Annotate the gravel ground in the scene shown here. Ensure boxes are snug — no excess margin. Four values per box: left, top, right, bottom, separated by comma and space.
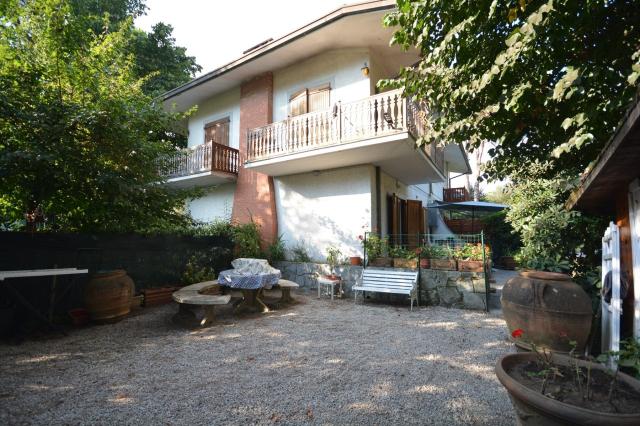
0, 293, 515, 425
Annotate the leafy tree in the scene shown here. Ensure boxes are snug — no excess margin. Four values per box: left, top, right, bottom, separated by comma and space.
130, 23, 202, 97
383, 0, 640, 180
504, 163, 606, 292
69, 0, 201, 97
0, 0, 196, 232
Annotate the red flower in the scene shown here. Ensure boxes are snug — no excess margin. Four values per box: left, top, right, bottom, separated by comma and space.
358, 235, 363, 241
511, 329, 524, 339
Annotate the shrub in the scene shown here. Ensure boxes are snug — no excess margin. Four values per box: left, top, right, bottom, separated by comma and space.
360, 234, 389, 259
267, 235, 286, 263
290, 241, 311, 262
482, 210, 521, 261
181, 252, 217, 285
232, 221, 262, 258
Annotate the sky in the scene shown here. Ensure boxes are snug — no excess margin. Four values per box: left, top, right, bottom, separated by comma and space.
135, 0, 355, 76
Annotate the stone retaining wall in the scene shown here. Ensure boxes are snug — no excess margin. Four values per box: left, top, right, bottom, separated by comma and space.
274, 261, 488, 311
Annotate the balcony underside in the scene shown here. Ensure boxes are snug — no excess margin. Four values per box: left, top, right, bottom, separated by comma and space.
244, 132, 445, 184
165, 170, 237, 189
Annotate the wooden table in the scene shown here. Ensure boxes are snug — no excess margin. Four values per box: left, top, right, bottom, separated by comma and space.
0, 268, 89, 329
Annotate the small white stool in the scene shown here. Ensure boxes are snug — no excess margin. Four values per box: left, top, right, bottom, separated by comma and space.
317, 276, 342, 300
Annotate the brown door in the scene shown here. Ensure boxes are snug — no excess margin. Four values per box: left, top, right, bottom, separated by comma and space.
406, 200, 423, 248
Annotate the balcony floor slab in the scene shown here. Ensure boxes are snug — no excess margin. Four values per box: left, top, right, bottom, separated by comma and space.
244, 132, 444, 184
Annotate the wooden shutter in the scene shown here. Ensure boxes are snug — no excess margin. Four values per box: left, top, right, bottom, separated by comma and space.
204, 117, 230, 146
289, 89, 308, 117
308, 84, 331, 113
406, 200, 423, 248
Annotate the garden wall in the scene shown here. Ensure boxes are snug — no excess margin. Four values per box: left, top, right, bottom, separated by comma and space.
274, 261, 488, 311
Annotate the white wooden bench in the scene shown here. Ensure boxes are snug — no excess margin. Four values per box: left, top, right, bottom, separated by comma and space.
172, 280, 231, 327
352, 268, 419, 310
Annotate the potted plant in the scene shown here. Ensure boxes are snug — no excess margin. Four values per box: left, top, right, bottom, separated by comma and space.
429, 245, 456, 270
455, 243, 486, 272
390, 245, 417, 269
325, 246, 342, 280
417, 246, 430, 269
496, 330, 640, 425
361, 234, 391, 267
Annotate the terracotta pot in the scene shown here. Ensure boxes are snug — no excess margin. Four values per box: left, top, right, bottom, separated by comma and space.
430, 259, 457, 270
419, 258, 430, 269
496, 352, 640, 425
501, 270, 593, 354
85, 270, 134, 323
350, 256, 363, 266
370, 257, 392, 267
457, 259, 485, 272
392, 258, 417, 269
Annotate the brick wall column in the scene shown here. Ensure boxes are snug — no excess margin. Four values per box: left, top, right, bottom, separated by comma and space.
232, 72, 278, 246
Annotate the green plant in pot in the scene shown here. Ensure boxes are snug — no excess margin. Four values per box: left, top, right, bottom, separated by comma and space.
390, 245, 416, 269
325, 245, 342, 279
361, 234, 391, 267
496, 329, 640, 425
429, 245, 456, 270
454, 243, 486, 272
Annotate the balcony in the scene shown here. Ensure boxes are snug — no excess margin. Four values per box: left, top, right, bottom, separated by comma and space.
159, 142, 239, 188
443, 187, 471, 203
244, 89, 446, 184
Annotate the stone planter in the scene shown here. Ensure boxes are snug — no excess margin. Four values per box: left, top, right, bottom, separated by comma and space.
370, 257, 392, 267
430, 259, 457, 270
501, 271, 592, 354
457, 259, 484, 272
496, 352, 640, 425
392, 258, 417, 269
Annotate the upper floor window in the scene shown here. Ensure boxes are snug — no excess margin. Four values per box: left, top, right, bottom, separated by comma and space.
289, 83, 331, 117
204, 117, 230, 146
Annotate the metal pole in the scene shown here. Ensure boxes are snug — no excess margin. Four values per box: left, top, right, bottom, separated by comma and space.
481, 231, 489, 313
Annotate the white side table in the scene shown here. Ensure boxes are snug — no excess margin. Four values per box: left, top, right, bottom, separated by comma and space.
317, 276, 342, 300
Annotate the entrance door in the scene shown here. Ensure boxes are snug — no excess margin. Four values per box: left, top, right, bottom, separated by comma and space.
602, 222, 622, 363
628, 179, 640, 338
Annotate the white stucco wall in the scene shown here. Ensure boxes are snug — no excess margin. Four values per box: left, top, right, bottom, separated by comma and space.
187, 87, 241, 149
187, 183, 235, 223
272, 49, 372, 122
274, 165, 374, 261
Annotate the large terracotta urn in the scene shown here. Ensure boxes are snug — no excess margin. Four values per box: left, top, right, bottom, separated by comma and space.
501, 271, 593, 353
85, 270, 134, 323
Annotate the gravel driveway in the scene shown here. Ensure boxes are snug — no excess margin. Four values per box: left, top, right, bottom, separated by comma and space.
0, 293, 515, 425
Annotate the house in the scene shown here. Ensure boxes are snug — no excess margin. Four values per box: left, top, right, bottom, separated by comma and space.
568, 94, 640, 343
159, 0, 470, 260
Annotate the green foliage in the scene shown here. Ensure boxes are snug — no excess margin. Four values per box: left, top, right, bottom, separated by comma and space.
482, 210, 521, 260
325, 245, 343, 271
384, 0, 640, 179
505, 164, 606, 296
0, 0, 197, 233
267, 235, 287, 263
454, 243, 487, 261
232, 222, 262, 258
181, 252, 216, 285
428, 245, 454, 260
361, 234, 389, 259
130, 22, 202, 98
290, 241, 311, 263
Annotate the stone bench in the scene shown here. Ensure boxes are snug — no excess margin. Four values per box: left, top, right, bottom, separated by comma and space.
172, 281, 231, 327
275, 279, 299, 305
